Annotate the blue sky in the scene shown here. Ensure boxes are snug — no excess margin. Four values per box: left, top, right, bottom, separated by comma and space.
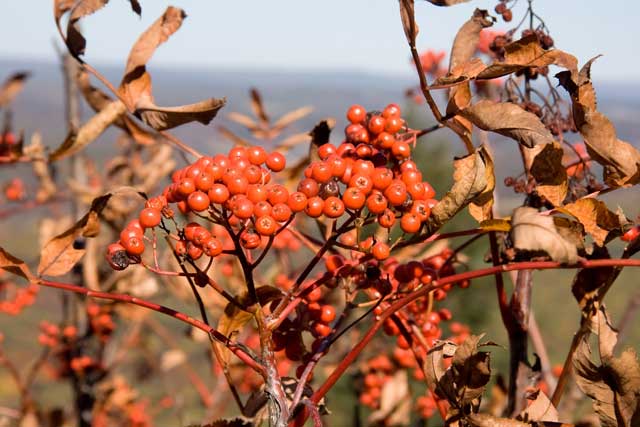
1, 1, 638, 81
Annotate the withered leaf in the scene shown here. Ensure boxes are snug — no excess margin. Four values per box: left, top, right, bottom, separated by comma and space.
50, 100, 127, 161
478, 34, 578, 80
249, 87, 269, 124
570, 248, 613, 313
272, 106, 313, 132
573, 310, 640, 427
452, 334, 493, 404
460, 100, 554, 148
37, 193, 113, 277
215, 286, 283, 365
127, 0, 141, 16
466, 413, 530, 427
0, 247, 35, 281
119, 7, 226, 130
529, 142, 568, 206
449, 9, 494, 72
468, 145, 495, 222
399, 0, 417, 44
562, 198, 622, 246
510, 207, 578, 263
426, 0, 472, 5
0, 72, 30, 108
66, 0, 110, 58
368, 370, 411, 426
519, 389, 559, 422
557, 58, 640, 187
430, 147, 492, 228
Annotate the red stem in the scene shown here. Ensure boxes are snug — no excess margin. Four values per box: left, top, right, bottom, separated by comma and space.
36, 279, 265, 375
308, 257, 640, 408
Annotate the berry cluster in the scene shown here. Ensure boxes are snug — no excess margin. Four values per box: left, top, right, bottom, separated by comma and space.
106, 146, 295, 267
0, 274, 38, 315
494, 1, 513, 22
304, 104, 437, 245
622, 224, 640, 242
3, 177, 25, 202
0, 130, 20, 158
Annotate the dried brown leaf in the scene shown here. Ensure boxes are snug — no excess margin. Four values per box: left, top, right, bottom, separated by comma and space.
0, 247, 34, 281
519, 389, 559, 422
562, 198, 622, 246
37, 193, 113, 276
452, 335, 493, 404
529, 142, 568, 206
0, 72, 30, 108
272, 106, 314, 132
128, 0, 141, 16
399, 0, 417, 44
368, 370, 411, 426
50, 100, 127, 161
227, 112, 259, 131
570, 248, 613, 313
430, 147, 492, 228
468, 145, 495, 222
449, 9, 494, 72
511, 207, 578, 263
557, 58, 640, 187
426, 0, 472, 5
249, 88, 269, 124
478, 35, 578, 80
460, 100, 555, 148
66, 0, 110, 58
215, 286, 283, 365
118, 7, 225, 130
466, 413, 530, 427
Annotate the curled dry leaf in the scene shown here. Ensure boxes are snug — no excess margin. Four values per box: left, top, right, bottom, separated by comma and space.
77, 68, 156, 145
466, 413, 531, 427
510, 207, 578, 264
50, 100, 127, 161
461, 100, 555, 148
449, 9, 494, 72
119, 7, 226, 130
37, 193, 111, 277
399, 0, 417, 44
215, 286, 283, 366
561, 198, 623, 246
519, 389, 559, 423
468, 145, 495, 222
556, 58, 640, 187
430, 146, 493, 228
426, 0, 472, 5
0, 71, 30, 108
127, 0, 141, 16
0, 247, 34, 281
368, 370, 411, 426
250, 87, 269, 124
528, 142, 568, 207
37, 188, 144, 277
570, 247, 612, 314
573, 307, 640, 427
65, 0, 110, 58
477, 34, 578, 80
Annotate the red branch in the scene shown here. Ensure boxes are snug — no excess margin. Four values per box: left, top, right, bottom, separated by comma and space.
308, 257, 640, 408
36, 279, 265, 375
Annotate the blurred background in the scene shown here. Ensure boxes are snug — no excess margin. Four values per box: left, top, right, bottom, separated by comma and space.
1, 1, 639, 426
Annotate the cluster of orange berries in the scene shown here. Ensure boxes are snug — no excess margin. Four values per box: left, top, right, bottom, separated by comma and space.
37, 321, 77, 347
106, 145, 297, 268
0, 130, 20, 158
3, 177, 25, 201
87, 303, 115, 343
303, 104, 436, 256
494, 1, 513, 22
0, 276, 38, 315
